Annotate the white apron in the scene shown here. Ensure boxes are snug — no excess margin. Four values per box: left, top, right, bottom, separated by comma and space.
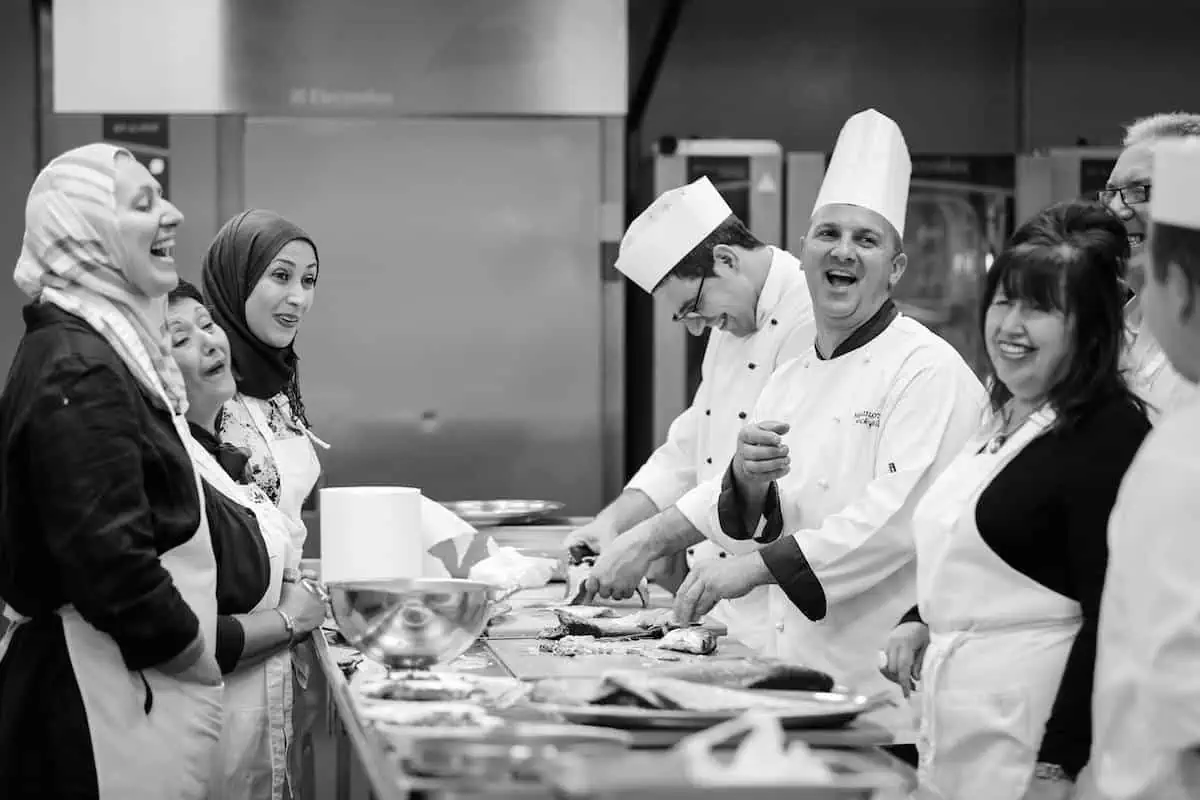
237, 394, 326, 798
1, 414, 224, 800
240, 396, 324, 567
914, 408, 1082, 800
187, 436, 297, 800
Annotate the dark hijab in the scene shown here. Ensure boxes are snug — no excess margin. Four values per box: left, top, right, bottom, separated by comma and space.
201, 209, 318, 427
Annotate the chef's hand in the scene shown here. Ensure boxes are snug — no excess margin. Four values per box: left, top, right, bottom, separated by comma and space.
562, 518, 618, 557
880, 621, 929, 698
1020, 776, 1074, 800
579, 526, 657, 602
279, 580, 328, 637
674, 553, 769, 624
732, 421, 792, 490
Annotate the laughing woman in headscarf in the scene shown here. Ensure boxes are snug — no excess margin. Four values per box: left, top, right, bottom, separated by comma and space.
167, 279, 327, 800
0, 145, 223, 799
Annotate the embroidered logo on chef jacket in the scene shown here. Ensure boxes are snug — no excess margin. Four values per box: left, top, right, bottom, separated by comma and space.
854, 410, 881, 428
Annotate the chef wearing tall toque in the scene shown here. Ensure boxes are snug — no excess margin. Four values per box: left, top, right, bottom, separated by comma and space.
563, 175, 815, 653
670, 109, 986, 737
1086, 137, 1200, 800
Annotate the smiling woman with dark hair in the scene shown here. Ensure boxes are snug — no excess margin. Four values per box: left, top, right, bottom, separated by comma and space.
881, 200, 1151, 800
165, 280, 326, 800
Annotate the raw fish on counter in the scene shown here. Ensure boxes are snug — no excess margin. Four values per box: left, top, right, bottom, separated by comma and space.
531, 672, 810, 713
655, 658, 836, 692
538, 636, 685, 661
658, 628, 717, 655
538, 608, 676, 640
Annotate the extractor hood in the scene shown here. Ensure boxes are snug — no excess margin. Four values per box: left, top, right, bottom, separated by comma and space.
52, 0, 627, 116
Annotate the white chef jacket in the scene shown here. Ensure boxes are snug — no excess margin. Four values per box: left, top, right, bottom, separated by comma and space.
701, 310, 987, 733
1124, 299, 1196, 421
625, 246, 815, 649
1087, 393, 1200, 800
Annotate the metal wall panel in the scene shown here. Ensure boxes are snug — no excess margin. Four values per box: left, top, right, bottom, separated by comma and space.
54, 0, 627, 117
243, 117, 610, 514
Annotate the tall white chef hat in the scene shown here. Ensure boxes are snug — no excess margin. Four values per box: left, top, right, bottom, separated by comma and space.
811, 109, 912, 238
614, 176, 733, 293
1150, 137, 1200, 231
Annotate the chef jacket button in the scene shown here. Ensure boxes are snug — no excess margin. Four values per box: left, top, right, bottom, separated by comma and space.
718, 552, 727, 558
775, 622, 785, 632
770, 318, 778, 326
687, 549, 695, 557
705, 409, 711, 416
748, 362, 757, 370
706, 457, 713, 464
738, 411, 747, 420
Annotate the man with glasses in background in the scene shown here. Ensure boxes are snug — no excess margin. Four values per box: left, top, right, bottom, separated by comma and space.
1102, 112, 1200, 419
562, 175, 815, 654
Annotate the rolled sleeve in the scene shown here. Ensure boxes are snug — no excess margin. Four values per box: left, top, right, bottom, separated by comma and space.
761, 535, 827, 620
26, 359, 200, 671
215, 615, 246, 674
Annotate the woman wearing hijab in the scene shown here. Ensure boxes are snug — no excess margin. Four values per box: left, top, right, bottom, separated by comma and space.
0, 145, 223, 799
879, 201, 1151, 799
202, 210, 327, 537
200, 210, 477, 559
167, 280, 327, 800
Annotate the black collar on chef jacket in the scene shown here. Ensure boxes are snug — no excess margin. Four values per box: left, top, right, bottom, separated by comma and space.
814, 299, 899, 361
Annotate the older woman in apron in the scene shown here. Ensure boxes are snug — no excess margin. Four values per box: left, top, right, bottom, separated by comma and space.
167, 280, 328, 800
0, 145, 224, 798
880, 201, 1151, 799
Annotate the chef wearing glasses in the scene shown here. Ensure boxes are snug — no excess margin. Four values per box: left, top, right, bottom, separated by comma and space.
1102, 112, 1200, 419
564, 175, 815, 653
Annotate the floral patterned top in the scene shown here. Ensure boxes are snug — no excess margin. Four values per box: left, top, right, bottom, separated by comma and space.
216, 392, 306, 506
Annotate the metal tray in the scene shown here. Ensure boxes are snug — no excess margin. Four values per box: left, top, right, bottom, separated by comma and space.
527, 677, 872, 731
442, 499, 566, 527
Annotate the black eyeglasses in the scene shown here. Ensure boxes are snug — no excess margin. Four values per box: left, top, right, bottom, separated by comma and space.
1097, 183, 1151, 207
672, 274, 707, 322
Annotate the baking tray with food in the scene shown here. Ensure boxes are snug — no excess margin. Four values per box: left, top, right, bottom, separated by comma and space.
524, 663, 874, 732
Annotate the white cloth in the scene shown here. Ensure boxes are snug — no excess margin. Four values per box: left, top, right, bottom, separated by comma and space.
186, 434, 297, 800
701, 314, 986, 735
912, 409, 1081, 799
625, 247, 815, 651
1123, 301, 1196, 421
1088, 395, 1200, 800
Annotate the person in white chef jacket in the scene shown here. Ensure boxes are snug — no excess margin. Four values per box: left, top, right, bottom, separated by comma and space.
670, 109, 987, 737
563, 175, 815, 652
1103, 112, 1200, 418
1084, 139, 1200, 800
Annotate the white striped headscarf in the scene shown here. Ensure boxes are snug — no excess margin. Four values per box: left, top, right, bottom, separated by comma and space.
13, 143, 188, 414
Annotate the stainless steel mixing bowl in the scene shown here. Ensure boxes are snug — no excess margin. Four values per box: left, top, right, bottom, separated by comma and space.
328, 578, 493, 672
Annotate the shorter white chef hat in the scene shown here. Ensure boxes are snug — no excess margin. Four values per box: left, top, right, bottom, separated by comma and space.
1151, 137, 1200, 231
812, 109, 912, 238
614, 176, 733, 293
